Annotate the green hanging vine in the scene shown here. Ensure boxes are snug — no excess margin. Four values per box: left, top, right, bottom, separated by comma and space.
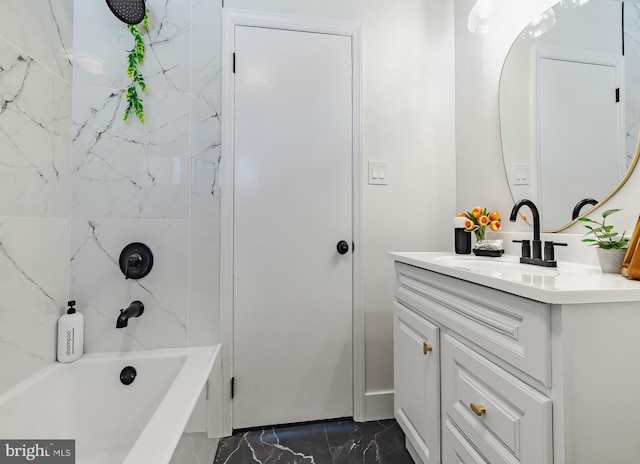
123, 12, 150, 124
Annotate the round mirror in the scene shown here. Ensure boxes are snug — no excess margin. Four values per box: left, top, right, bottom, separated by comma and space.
499, 0, 640, 231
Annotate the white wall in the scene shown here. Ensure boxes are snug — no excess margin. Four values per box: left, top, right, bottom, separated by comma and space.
456, 0, 640, 249
225, 0, 456, 418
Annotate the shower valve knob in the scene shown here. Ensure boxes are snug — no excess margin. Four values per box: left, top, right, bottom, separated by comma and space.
119, 242, 154, 280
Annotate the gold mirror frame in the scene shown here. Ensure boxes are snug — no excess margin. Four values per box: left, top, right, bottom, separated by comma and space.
498, 3, 640, 233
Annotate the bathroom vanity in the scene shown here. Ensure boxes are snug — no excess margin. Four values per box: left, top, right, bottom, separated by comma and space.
391, 252, 640, 464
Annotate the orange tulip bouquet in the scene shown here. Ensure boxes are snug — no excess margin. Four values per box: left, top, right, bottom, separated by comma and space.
459, 207, 504, 256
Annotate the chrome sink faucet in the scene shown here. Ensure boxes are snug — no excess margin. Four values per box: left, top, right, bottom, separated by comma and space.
509, 199, 566, 267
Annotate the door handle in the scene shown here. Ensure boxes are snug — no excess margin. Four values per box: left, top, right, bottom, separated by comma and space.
337, 240, 349, 255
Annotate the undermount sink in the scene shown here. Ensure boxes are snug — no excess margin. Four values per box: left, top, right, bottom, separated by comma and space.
431, 254, 595, 278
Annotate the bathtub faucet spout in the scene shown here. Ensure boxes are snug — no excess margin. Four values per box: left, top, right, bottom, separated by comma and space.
116, 301, 144, 328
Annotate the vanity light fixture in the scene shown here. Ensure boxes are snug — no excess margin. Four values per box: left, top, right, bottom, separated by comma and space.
467, 0, 500, 34
519, 7, 556, 40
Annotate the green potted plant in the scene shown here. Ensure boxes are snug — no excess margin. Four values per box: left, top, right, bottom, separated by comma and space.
578, 208, 629, 273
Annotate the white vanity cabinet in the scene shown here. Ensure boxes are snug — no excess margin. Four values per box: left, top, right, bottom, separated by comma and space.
392, 256, 640, 464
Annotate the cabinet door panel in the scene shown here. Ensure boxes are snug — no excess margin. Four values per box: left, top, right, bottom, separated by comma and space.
394, 302, 440, 464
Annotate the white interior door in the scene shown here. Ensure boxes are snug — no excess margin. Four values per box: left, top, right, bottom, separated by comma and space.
232, 25, 354, 429
537, 57, 623, 230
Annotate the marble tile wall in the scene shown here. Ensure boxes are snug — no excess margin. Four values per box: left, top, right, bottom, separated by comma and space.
71, 0, 222, 353
0, 0, 222, 395
0, 0, 73, 394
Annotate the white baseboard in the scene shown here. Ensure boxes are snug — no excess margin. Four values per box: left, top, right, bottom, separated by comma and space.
364, 390, 394, 421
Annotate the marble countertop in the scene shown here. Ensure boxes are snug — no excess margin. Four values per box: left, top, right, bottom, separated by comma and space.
390, 252, 640, 304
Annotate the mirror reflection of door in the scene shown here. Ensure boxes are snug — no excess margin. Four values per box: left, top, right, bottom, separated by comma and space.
536, 52, 625, 230
498, 0, 637, 232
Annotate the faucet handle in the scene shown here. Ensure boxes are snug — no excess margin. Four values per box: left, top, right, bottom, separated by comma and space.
544, 241, 567, 263
513, 239, 531, 259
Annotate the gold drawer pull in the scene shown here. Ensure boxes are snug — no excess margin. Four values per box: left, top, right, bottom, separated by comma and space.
423, 342, 433, 354
470, 403, 486, 416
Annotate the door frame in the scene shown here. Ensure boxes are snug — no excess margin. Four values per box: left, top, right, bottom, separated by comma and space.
220, 9, 363, 435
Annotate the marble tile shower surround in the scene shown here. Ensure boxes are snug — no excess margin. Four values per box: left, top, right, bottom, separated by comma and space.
0, 1, 73, 394
69, 0, 222, 354
0, 38, 72, 219
70, 220, 189, 352
72, 0, 222, 221
72, 87, 191, 220
69, 218, 218, 352
0, 0, 73, 83
0, 0, 222, 395
73, 0, 221, 95
0, 219, 70, 395
74, 0, 190, 93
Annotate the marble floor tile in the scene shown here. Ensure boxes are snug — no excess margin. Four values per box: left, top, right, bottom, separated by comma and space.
213, 418, 414, 464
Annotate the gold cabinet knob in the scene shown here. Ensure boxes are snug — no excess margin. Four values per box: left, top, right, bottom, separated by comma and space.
470, 403, 486, 416
423, 342, 433, 354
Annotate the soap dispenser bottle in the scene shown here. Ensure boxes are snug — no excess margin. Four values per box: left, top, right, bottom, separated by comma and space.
57, 300, 84, 363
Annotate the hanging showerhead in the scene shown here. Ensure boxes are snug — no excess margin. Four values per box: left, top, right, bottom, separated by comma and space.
105, 0, 146, 25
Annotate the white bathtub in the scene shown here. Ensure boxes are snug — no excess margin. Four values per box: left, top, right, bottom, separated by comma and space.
0, 345, 220, 464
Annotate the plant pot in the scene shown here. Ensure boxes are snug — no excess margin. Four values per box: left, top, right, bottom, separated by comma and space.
596, 247, 627, 274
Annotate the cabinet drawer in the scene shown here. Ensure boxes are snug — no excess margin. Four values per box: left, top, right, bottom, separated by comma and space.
442, 418, 490, 464
442, 335, 552, 464
395, 263, 551, 385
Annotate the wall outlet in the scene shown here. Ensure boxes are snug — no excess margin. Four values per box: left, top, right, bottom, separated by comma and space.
512, 163, 529, 185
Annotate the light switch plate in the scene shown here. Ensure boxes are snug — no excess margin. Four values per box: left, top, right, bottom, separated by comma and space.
368, 160, 388, 185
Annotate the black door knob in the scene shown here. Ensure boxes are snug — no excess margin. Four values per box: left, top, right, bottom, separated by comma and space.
337, 240, 349, 255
